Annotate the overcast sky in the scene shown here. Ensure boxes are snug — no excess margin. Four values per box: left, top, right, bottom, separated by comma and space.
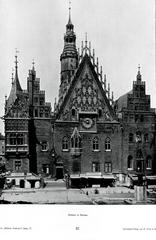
0, 0, 155, 134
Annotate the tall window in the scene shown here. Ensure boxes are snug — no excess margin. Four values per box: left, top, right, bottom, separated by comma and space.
98, 109, 102, 118
14, 160, 21, 171
136, 131, 142, 143
105, 137, 111, 151
144, 133, 149, 143
62, 137, 69, 151
104, 162, 112, 173
17, 133, 24, 145
93, 137, 99, 151
127, 155, 133, 169
92, 162, 100, 172
146, 155, 152, 169
129, 133, 134, 143
10, 133, 16, 145
71, 108, 76, 117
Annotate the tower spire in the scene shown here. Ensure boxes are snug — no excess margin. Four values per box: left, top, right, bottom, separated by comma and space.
32, 59, 35, 71
68, 0, 72, 24
15, 48, 19, 80
137, 64, 142, 82
14, 49, 22, 91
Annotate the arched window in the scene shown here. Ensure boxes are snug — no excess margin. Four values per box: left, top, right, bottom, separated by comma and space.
129, 133, 134, 143
41, 141, 49, 151
62, 137, 69, 151
105, 137, 111, 151
127, 155, 133, 169
136, 131, 142, 143
71, 128, 82, 149
144, 133, 149, 143
71, 108, 76, 117
93, 137, 99, 151
146, 155, 152, 169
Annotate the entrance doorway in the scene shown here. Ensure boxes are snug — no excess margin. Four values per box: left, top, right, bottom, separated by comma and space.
20, 179, 25, 188
56, 167, 64, 179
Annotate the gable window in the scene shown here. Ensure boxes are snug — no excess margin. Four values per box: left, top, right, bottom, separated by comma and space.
92, 162, 100, 172
105, 137, 111, 151
146, 155, 152, 169
41, 141, 48, 151
93, 137, 99, 151
62, 137, 69, 151
127, 155, 133, 169
104, 162, 112, 173
129, 133, 134, 143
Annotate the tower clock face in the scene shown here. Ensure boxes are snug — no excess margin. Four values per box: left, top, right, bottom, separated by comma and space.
82, 118, 93, 129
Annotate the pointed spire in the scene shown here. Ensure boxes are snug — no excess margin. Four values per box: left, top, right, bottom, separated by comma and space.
66, 0, 73, 30
68, 0, 72, 24
14, 49, 22, 91
15, 49, 19, 81
137, 64, 142, 81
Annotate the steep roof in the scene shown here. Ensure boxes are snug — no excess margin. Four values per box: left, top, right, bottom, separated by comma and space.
6, 61, 23, 111
56, 53, 115, 119
115, 90, 132, 111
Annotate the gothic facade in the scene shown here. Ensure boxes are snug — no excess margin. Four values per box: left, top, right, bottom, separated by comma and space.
4, 12, 156, 182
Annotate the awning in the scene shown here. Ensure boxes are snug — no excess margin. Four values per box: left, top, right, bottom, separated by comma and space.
102, 174, 115, 179
146, 176, 156, 180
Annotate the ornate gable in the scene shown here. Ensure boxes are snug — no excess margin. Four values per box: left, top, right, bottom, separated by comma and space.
56, 54, 115, 123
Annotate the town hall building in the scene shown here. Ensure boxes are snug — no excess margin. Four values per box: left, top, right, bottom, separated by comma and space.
4, 9, 156, 184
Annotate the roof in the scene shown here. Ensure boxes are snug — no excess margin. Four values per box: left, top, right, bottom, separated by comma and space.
6, 70, 23, 111
57, 53, 115, 120
116, 90, 132, 111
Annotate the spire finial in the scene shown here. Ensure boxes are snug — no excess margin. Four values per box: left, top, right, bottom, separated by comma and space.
32, 59, 35, 70
138, 64, 141, 73
137, 64, 142, 81
15, 48, 19, 70
68, 0, 71, 23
